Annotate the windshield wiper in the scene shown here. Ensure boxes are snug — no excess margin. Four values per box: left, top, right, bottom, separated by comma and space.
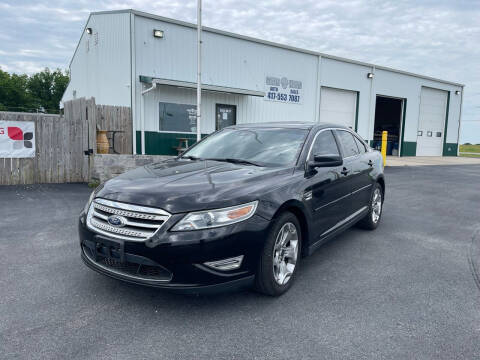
180, 155, 203, 161
206, 158, 263, 167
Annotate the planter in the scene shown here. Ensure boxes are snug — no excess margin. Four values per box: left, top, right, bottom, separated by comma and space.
96, 130, 109, 154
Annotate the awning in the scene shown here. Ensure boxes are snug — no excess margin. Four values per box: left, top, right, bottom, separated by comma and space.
139, 76, 265, 97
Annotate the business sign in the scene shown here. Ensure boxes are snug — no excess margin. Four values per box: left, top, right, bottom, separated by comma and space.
264, 76, 303, 104
0, 121, 35, 158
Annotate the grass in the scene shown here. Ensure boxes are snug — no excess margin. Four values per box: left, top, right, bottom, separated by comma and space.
459, 144, 480, 153
459, 144, 480, 157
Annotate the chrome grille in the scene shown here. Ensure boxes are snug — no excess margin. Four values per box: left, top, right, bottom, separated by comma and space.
86, 198, 170, 242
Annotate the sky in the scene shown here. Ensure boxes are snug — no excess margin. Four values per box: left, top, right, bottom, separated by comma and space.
0, 0, 479, 143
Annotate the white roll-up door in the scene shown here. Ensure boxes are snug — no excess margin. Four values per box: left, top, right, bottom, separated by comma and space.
319, 87, 357, 129
416, 87, 448, 156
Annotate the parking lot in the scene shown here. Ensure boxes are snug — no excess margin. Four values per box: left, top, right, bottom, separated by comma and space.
1, 164, 480, 359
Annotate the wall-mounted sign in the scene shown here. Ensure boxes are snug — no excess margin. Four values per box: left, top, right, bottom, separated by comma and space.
264, 76, 303, 104
0, 121, 35, 158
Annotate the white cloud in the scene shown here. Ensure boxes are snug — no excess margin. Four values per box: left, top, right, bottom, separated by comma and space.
0, 0, 479, 142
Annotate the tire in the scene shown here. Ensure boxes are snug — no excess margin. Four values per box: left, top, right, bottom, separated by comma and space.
357, 182, 383, 230
255, 211, 302, 296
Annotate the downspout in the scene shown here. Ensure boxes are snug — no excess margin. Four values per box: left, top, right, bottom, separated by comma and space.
367, 65, 376, 144
140, 80, 159, 155
456, 87, 464, 156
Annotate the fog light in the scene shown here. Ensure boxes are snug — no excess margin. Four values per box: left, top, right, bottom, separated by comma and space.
204, 255, 244, 271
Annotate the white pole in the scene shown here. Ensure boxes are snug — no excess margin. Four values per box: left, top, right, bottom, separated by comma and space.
196, 0, 202, 142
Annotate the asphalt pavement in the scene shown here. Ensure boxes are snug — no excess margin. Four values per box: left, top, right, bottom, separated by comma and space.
1, 165, 479, 359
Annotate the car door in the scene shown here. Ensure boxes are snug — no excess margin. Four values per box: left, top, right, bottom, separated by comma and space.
333, 129, 364, 216
351, 134, 376, 206
303, 130, 347, 237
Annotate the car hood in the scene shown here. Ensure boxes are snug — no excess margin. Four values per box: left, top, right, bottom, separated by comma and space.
95, 159, 293, 214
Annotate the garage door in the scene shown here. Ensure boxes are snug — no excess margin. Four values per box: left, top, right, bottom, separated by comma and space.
320, 87, 357, 129
416, 87, 448, 156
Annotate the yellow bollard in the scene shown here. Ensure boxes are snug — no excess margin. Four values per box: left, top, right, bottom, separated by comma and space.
381, 131, 388, 167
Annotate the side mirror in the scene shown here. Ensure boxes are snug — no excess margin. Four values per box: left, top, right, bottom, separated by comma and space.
307, 154, 343, 170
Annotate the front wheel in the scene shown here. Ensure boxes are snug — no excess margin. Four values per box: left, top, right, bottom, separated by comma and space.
357, 183, 383, 230
255, 212, 301, 296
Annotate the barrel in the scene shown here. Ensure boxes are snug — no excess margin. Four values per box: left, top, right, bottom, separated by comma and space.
96, 130, 109, 154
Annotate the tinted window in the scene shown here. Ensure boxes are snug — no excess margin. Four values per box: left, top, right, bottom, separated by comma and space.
336, 130, 359, 158
310, 130, 339, 159
184, 128, 308, 166
159, 102, 197, 132
354, 136, 367, 153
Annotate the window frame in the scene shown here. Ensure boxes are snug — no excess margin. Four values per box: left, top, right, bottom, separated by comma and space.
307, 129, 341, 161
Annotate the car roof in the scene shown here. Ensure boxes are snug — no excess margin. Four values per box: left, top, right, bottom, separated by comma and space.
229, 122, 350, 131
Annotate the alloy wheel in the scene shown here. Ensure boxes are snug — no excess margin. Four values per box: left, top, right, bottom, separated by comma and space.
371, 188, 382, 223
272, 222, 299, 285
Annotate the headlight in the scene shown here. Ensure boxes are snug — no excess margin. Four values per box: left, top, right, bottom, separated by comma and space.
83, 190, 96, 214
171, 201, 258, 231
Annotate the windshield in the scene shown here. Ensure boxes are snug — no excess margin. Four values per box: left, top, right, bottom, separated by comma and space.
182, 127, 309, 166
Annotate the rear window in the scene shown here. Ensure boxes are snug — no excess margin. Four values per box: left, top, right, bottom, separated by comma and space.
336, 130, 359, 158
354, 136, 367, 153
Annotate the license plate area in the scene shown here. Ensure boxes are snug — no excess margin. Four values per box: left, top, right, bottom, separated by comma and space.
84, 236, 125, 263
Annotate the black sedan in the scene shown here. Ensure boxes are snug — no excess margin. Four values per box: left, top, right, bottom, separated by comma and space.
79, 123, 385, 296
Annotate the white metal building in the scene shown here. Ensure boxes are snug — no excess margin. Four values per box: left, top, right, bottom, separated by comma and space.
62, 9, 464, 157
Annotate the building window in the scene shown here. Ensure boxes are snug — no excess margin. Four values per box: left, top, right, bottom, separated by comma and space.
159, 102, 197, 133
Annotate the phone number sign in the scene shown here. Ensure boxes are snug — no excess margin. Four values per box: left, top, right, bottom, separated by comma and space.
264, 76, 303, 104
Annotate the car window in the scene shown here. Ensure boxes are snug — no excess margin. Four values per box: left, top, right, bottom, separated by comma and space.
354, 135, 367, 154
310, 130, 339, 159
336, 130, 360, 158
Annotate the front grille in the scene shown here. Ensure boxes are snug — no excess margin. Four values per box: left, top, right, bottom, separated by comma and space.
86, 198, 171, 242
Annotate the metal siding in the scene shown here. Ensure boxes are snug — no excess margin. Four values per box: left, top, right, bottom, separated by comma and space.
134, 15, 318, 132
62, 13, 131, 107
127, 13, 461, 149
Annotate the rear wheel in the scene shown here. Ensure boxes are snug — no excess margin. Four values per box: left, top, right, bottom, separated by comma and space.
255, 212, 301, 296
357, 183, 383, 230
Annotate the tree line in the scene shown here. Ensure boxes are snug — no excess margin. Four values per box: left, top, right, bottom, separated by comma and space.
0, 68, 69, 114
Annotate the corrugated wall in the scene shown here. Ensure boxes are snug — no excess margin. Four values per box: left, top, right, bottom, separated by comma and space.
132, 12, 462, 154
134, 14, 319, 137
62, 13, 132, 107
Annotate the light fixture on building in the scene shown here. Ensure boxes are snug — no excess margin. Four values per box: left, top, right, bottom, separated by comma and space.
367, 72, 374, 79
86, 27, 92, 35
455, 90, 461, 95
153, 29, 164, 38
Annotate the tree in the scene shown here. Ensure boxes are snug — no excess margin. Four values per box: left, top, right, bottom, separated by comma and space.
0, 68, 39, 112
0, 67, 69, 114
27, 68, 69, 113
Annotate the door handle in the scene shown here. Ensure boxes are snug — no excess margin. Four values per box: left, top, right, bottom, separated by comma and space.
368, 160, 373, 167
341, 167, 349, 176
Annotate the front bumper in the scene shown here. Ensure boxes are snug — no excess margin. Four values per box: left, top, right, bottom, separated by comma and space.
78, 212, 270, 293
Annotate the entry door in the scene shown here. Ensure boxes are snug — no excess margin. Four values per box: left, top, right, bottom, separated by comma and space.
416, 87, 448, 156
320, 87, 357, 129
216, 104, 236, 130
